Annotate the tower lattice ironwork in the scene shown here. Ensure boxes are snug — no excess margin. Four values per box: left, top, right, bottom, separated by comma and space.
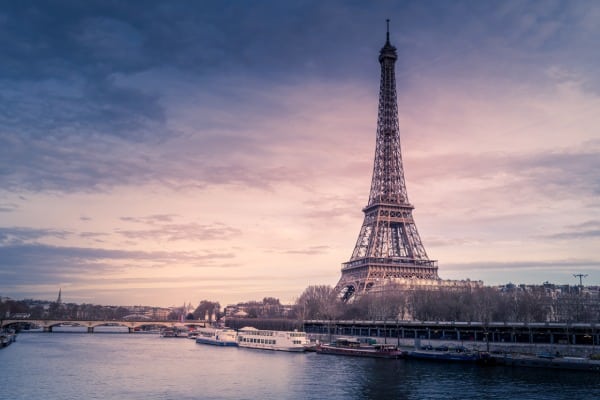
335, 22, 439, 300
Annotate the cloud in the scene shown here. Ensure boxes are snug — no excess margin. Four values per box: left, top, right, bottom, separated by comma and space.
423, 236, 481, 248
78, 232, 108, 242
2, 1, 598, 196
120, 214, 178, 224
0, 131, 161, 192
0, 78, 371, 193
116, 222, 242, 242
408, 148, 600, 207
0, 75, 167, 142
115, 214, 242, 242
282, 246, 331, 255
0, 227, 71, 245
0, 203, 19, 212
0, 243, 236, 286
542, 220, 600, 240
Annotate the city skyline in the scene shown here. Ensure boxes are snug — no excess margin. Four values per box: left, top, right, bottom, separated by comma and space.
1, 1, 599, 307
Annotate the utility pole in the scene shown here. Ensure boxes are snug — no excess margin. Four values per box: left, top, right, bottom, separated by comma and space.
573, 274, 588, 323
573, 273, 588, 287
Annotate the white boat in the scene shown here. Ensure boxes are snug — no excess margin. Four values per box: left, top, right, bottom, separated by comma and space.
237, 327, 309, 352
195, 328, 238, 346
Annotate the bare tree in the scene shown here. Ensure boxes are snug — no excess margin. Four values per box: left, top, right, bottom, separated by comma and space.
295, 285, 340, 320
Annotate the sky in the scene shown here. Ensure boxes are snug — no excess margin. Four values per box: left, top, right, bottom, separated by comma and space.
1, 0, 599, 307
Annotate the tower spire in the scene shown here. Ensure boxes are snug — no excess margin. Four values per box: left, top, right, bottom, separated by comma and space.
335, 24, 438, 301
386, 19, 390, 44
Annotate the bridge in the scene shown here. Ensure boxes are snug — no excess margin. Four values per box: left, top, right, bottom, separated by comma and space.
1, 318, 208, 333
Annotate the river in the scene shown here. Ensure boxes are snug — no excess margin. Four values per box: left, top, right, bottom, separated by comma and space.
2, 332, 600, 399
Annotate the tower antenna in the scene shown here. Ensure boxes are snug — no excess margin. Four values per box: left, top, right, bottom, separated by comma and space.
386, 19, 390, 43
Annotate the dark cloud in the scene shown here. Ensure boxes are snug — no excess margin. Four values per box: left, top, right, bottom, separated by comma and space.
0, 242, 235, 286
0, 243, 184, 265
79, 232, 108, 240
0, 2, 167, 142
0, 131, 157, 192
1, 1, 598, 194
0, 227, 71, 245
3, 1, 589, 84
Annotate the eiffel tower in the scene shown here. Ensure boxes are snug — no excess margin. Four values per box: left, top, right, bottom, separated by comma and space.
336, 21, 439, 301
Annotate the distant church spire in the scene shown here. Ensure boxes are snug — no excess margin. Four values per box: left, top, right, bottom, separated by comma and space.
56, 288, 62, 304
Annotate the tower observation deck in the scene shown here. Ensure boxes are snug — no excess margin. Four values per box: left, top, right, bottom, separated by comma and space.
335, 21, 439, 301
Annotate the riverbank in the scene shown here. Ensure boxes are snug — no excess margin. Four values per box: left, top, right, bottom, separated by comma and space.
309, 333, 600, 359
309, 333, 600, 372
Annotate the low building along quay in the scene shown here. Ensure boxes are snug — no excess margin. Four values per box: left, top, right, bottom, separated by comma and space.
304, 320, 600, 353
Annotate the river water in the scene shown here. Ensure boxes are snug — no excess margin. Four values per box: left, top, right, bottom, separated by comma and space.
2, 331, 600, 400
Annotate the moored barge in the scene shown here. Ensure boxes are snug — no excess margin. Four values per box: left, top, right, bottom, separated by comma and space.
316, 337, 405, 359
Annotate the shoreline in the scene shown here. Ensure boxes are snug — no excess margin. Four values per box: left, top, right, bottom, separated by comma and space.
309, 333, 600, 359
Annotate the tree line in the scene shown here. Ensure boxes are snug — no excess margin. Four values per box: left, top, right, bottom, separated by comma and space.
295, 284, 600, 323
3, 283, 598, 324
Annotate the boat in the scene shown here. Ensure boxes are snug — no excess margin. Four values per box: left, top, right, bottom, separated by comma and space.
133, 327, 161, 334
316, 337, 405, 359
303, 340, 319, 352
195, 328, 238, 346
237, 327, 309, 352
0, 331, 17, 348
159, 327, 188, 338
407, 345, 488, 363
